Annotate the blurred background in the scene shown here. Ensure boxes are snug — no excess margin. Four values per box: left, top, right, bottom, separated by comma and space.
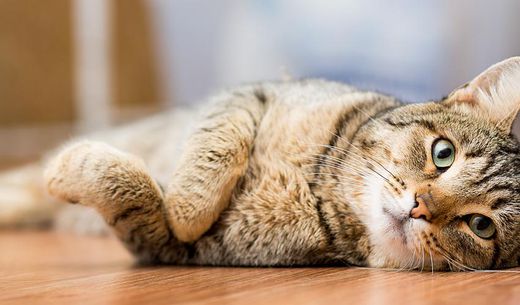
1, 0, 520, 169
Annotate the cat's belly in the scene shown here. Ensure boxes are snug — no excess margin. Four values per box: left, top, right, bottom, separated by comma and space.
187, 162, 332, 266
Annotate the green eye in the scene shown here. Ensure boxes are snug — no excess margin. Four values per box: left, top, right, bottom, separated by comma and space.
466, 214, 496, 239
432, 139, 455, 169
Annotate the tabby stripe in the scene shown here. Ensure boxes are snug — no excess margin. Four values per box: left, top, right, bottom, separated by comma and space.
371, 104, 401, 120
465, 147, 485, 158
472, 154, 517, 187
253, 88, 267, 104
490, 241, 502, 269
474, 172, 501, 188
491, 197, 511, 210
499, 141, 520, 154
125, 223, 148, 241
474, 156, 520, 188
185, 243, 197, 259
111, 206, 155, 226
473, 157, 496, 186
486, 184, 517, 196
384, 118, 437, 132
507, 242, 520, 267
312, 101, 379, 181
233, 104, 259, 129
330, 200, 349, 243
315, 196, 335, 246
158, 229, 175, 252
205, 110, 228, 120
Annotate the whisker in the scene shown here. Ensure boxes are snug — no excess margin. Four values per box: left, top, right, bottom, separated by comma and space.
428, 247, 435, 273
302, 154, 371, 177
302, 161, 369, 182
407, 243, 418, 271
442, 253, 454, 272
432, 246, 476, 272
350, 102, 389, 130
420, 244, 425, 272
287, 126, 404, 193
304, 152, 405, 214
401, 244, 418, 272
302, 143, 391, 179
298, 153, 399, 194
380, 189, 403, 211
321, 129, 403, 184
299, 137, 399, 185
304, 172, 366, 187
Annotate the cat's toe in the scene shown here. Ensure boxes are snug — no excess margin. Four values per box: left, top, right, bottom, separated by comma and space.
44, 141, 113, 205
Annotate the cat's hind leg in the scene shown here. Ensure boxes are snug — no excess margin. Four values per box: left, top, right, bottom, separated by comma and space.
45, 141, 177, 263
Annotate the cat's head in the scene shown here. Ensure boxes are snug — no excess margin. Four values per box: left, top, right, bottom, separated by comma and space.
357, 57, 520, 270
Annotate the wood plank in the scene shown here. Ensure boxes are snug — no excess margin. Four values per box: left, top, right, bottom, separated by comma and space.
0, 231, 518, 305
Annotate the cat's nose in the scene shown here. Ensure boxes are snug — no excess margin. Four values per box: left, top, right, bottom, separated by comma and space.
410, 194, 432, 221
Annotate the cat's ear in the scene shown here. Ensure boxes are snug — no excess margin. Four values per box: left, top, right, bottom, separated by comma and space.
444, 57, 520, 133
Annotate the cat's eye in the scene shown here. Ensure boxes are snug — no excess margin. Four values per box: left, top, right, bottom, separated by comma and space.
432, 139, 455, 169
466, 214, 496, 239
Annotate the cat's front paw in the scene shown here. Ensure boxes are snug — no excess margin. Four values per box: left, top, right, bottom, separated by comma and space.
44, 140, 153, 215
44, 141, 125, 208
44, 141, 89, 205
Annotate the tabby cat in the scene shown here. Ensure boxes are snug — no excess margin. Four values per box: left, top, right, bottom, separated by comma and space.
2, 57, 520, 271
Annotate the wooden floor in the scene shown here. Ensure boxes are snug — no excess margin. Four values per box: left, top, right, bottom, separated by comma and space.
1, 231, 519, 305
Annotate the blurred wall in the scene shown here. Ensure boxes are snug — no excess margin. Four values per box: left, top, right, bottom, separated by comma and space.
0, 0, 75, 126
0, 0, 162, 167
149, 0, 520, 105
112, 0, 161, 111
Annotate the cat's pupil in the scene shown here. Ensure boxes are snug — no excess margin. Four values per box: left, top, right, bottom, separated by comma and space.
475, 216, 491, 230
437, 148, 452, 159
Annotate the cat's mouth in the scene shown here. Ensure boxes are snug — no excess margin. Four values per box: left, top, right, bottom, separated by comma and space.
382, 207, 409, 245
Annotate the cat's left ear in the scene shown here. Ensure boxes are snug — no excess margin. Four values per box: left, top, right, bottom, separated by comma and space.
444, 57, 520, 133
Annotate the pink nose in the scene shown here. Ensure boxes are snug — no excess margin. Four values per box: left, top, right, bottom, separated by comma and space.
410, 195, 432, 221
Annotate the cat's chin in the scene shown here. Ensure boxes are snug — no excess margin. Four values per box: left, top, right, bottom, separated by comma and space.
382, 208, 409, 244
363, 211, 413, 268
367, 215, 449, 270
363, 196, 426, 269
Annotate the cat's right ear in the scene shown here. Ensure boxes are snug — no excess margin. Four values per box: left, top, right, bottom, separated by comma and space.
443, 57, 520, 133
